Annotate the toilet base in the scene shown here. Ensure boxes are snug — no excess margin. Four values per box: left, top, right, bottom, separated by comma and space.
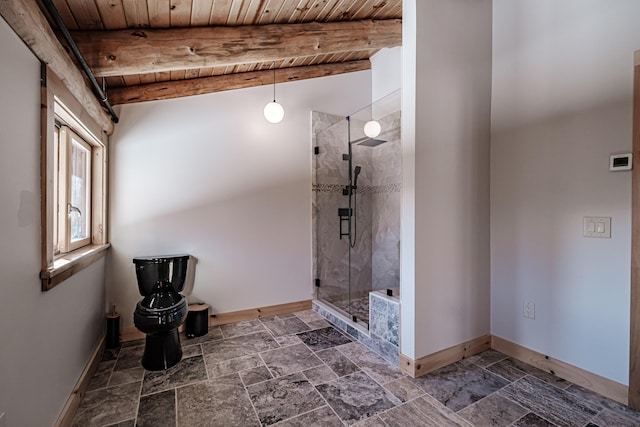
141, 329, 182, 371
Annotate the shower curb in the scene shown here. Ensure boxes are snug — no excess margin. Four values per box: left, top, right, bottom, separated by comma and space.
312, 299, 399, 366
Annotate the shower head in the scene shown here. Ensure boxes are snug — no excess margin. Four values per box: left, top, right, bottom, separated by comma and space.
350, 136, 387, 147
353, 166, 362, 188
358, 138, 387, 147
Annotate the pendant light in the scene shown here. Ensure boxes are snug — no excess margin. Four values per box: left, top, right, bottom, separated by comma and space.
264, 65, 284, 123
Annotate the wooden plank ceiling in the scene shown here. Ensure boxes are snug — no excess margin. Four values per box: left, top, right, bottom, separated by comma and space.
45, 0, 402, 105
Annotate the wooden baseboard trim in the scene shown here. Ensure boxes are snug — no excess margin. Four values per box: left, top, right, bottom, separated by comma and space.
491, 335, 628, 405
208, 299, 312, 327
398, 335, 626, 405
399, 335, 491, 378
120, 299, 313, 342
55, 335, 105, 427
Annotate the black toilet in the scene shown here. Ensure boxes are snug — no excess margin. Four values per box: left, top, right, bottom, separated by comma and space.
133, 255, 191, 371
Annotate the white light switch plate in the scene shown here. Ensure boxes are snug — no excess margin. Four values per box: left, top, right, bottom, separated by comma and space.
583, 217, 611, 238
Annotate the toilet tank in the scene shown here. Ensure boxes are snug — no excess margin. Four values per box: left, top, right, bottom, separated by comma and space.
133, 255, 191, 295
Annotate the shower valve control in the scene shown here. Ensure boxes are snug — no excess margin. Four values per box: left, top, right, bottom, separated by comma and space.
338, 208, 352, 217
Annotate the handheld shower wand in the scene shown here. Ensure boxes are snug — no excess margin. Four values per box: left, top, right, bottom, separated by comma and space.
349, 165, 362, 249
353, 166, 362, 190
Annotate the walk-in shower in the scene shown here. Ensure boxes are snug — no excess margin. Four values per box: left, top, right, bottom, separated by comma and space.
312, 90, 401, 330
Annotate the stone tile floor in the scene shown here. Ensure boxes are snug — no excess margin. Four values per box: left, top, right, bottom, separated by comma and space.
73, 310, 640, 426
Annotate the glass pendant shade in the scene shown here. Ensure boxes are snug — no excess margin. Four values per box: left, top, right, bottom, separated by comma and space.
264, 101, 284, 124
364, 120, 381, 138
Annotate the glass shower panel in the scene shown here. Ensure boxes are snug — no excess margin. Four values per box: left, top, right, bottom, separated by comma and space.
342, 117, 373, 323
312, 90, 401, 327
349, 91, 401, 299
313, 115, 352, 315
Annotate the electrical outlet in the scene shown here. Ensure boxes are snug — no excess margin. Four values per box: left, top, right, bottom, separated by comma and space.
523, 301, 535, 319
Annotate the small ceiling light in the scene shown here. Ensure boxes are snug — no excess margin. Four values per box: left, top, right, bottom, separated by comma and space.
364, 120, 381, 138
264, 65, 284, 123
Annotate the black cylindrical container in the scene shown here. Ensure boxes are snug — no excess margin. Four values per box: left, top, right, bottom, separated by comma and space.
186, 304, 209, 338
106, 313, 120, 349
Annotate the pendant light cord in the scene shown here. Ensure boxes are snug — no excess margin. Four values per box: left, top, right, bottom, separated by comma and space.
273, 66, 276, 102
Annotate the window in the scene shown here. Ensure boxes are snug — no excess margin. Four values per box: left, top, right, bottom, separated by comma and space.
55, 124, 93, 253
40, 68, 110, 291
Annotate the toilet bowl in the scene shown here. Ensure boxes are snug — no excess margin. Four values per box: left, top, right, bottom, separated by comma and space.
133, 255, 191, 371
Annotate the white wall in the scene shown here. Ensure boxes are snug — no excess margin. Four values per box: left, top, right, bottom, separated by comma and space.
400, 0, 417, 359
109, 72, 371, 327
371, 46, 402, 103
491, 0, 639, 385
0, 17, 105, 426
401, 0, 493, 359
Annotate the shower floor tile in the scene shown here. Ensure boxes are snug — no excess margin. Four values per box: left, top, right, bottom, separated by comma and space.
73, 310, 640, 426
333, 296, 370, 325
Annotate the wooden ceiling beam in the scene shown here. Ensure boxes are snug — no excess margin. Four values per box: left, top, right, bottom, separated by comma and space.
108, 60, 371, 105
72, 19, 401, 77
0, 0, 114, 134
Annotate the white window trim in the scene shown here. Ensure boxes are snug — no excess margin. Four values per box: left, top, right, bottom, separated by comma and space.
40, 67, 110, 291
57, 124, 93, 252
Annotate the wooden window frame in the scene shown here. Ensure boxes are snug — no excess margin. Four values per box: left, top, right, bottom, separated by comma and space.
40, 66, 110, 291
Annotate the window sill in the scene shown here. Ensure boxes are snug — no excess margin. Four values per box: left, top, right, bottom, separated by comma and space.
40, 243, 110, 291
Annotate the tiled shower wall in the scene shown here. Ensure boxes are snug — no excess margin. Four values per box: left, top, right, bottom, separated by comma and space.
312, 112, 370, 302
311, 110, 401, 303
370, 112, 401, 291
